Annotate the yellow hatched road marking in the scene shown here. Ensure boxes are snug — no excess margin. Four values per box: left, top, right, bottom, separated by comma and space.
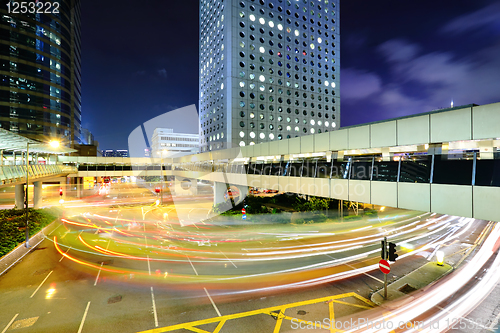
137, 292, 372, 333
329, 300, 335, 333
330, 300, 372, 310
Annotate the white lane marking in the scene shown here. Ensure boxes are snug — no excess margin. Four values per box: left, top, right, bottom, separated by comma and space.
151, 287, 158, 327
147, 255, 151, 276
345, 263, 384, 283
48, 223, 62, 236
30, 270, 53, 298
94, 262, 103, 286
220, 251, 237, 268
1, 313, 18, 333
77, 301, 91, 333
186, 256, 198, 276
59, 246, 72, 262
204, 287, 221, 317
0, 237, 44, 277
487, 310, 500, 330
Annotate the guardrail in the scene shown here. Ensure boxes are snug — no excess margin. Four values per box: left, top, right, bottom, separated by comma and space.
0, 165, 77, 185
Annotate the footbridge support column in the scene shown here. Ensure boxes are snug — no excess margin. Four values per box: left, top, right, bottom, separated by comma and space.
33, 181, 42, 209
213, 181, 228, 206
15, 184, 25, 209
233, 185, 248, 205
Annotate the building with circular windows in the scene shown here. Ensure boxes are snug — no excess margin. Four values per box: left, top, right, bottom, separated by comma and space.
199, 0, 340, 151
0, 0, 82, 146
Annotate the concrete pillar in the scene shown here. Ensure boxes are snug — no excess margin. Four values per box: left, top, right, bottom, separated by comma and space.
76, 177, 82, 198
190, 179, 198, 196
381, 147, 393, 162
213, 181, 228, 206
174, 176, 198, 196
0, 150, 3, 166
15, 184, 25, 209
33, 181, 42, 209
234, 185, 248, 205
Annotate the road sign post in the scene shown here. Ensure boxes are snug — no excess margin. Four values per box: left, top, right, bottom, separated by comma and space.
381, 236, 389, 299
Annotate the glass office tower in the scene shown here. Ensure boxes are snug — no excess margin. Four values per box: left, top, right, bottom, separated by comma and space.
0, 0, 82, 146
199, 0, 340, 152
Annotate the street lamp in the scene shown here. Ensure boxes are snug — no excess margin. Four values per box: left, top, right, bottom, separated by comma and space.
25, 139, 60, 248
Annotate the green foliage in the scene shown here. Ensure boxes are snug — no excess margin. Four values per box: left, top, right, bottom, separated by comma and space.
343, 215, 363, 221
292, 196, 332, 212
0, 208, 57, 257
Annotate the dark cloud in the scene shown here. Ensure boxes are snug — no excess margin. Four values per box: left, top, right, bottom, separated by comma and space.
341, 69, 382, 100
341, 1, 500, 124
441, 2, 500, 35
157, 68, 167, 78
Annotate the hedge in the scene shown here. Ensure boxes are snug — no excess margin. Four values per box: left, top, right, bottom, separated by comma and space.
0, 208, 57, 257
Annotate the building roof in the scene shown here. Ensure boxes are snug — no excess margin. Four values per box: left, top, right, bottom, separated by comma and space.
0, 128, 77, 154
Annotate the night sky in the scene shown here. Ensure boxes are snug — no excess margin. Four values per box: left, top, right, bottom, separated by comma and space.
81, 0, 500, 150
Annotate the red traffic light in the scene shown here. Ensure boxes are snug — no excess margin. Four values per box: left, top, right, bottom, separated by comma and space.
59, 188, 63, 196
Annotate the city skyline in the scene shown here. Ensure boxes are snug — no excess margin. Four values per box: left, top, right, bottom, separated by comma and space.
81, 0, 500, 149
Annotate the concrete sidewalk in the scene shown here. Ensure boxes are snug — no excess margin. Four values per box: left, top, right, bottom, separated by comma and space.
0, 220, 58, 276
371, 262, 453, 305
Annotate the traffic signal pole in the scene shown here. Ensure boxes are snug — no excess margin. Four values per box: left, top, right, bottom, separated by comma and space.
383, 236, 388, 300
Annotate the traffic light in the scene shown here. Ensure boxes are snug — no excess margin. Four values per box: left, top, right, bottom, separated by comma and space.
381, 240, 387, 259
59, 188, 63, 196
388, 242, 398, 261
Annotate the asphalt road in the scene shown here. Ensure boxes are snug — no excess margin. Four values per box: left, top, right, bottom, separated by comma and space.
0, 184, 497, 333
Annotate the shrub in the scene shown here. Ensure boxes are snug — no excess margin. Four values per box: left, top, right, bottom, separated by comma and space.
0, 208, 57, 257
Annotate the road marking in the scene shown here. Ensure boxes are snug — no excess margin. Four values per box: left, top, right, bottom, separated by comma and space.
136, 292, 371, 333
186, 255, 198, 276
1, 313, 18, 333
77, 301, 91, 333
59, 246, 72, 262
296, 239, 384, 284
147, 255, 151, 276
487, 310, 500, 330
151, 287, 158, 327
220, 251, 237, 268
204, 288, 222, 317
30, 270, 53, 298
345, 263, 384, 283
48, 223, 62, 236
94, 262, 103, 286
0, 237, 45, 277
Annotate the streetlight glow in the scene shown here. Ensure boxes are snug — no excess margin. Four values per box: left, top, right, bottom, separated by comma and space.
49, 140, 60, 148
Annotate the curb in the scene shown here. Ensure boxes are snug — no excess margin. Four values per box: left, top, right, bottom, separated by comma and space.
0, 220, 57, 277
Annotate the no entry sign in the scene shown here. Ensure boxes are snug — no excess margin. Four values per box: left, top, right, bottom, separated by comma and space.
242, 208, 246, 214
379, 259, 391, 274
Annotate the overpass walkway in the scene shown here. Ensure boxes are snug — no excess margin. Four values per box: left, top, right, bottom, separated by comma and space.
0, 165, 77, 188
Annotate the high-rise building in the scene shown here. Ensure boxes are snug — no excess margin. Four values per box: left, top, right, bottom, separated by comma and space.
199, 0, 340, 152
0, 0, 82, 146
151, 128, 199, 158
102, 149, 129, 157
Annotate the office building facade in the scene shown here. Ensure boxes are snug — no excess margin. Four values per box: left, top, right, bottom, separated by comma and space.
199, 0, 340, 152
0, 0, 82, 146
151, 128, 199, 158
102, 149, 129, 157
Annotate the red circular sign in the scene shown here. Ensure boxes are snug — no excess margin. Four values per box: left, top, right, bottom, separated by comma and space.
379, 259, 391, 274
242, 208, 246, 214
